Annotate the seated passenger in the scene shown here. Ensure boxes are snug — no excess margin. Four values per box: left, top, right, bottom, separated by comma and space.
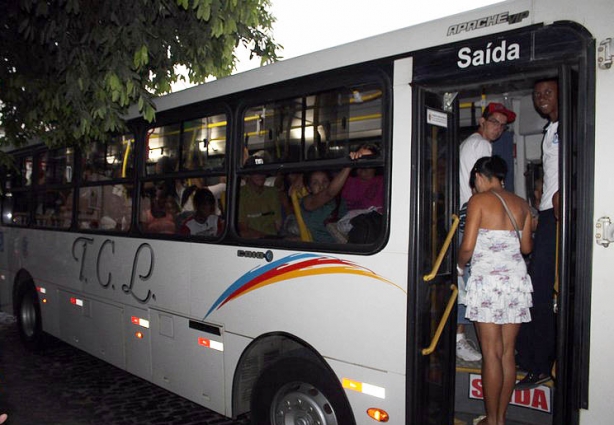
341, 144, 384, 212
238, 156, 282, 238
146, 195, 176, 234
179, 188, 222, 236
301, 170, 349, 243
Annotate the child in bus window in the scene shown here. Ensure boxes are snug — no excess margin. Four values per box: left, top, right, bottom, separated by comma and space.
179, 188, 222, 237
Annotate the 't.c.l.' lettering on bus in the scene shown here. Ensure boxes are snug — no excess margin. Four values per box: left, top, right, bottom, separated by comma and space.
457, 40, 520, 69
71, 237, 155, 304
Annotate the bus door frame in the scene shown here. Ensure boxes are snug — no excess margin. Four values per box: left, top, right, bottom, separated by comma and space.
407, 86, 460, 425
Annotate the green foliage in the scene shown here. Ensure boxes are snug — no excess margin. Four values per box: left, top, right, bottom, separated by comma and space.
0, 0, 279, 152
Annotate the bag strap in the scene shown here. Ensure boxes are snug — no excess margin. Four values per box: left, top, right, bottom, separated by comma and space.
490, 190, 521, 243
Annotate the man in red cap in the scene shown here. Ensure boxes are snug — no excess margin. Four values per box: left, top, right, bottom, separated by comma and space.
459, 103, 516, 208
456, 102, 516, 362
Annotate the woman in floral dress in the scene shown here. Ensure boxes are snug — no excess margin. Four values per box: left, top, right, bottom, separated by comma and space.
457, 156, 533, 425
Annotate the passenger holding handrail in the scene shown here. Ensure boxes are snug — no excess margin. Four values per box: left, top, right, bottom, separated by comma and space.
301, 170, 348, 243
457, 156, 533, 425
301, 149, 372, 243
340, 144, 384, 213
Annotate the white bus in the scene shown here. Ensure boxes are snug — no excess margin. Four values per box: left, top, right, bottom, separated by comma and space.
1, 0, 613, 423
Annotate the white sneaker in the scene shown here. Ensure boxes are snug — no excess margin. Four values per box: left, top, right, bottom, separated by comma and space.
456, 337, 482, 361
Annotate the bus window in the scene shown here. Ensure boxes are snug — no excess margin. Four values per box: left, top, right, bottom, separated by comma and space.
305, 86, 383, 160
2, 155, 34, 226
147, 123, 181, 175
2, 191, 29, 226
239, 82, 385, 245
182, 114, 226, 172
77, 135, 134, 232
82, 135, 134, 180
10, 155, 33, 188
34, 189, 73, 228
28, 148, 76, 229
140, 177, 225, 237
35, 148, 74, 186
242, 83, 383, 163
140, 113, 228, 237
77, 184, 132, 231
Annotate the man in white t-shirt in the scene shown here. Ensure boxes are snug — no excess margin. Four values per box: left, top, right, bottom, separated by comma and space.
459, 102, 517, 207
515, 79, 559, 390
457, 102, 517, 362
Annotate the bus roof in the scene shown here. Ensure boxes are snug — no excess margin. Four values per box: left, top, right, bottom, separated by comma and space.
129, 0, 601, 119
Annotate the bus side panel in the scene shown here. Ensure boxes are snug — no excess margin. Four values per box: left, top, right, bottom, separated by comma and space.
327, 358, 405, 425
124, 305, 152, 381
194, 250, 409, 376
58, 289, 125, 370
223, 331, 253, 418
37, 281, 61, 338
27, 230, 86, 293
69, 237, 193, 316
150, 311, 225, 414
582, 9, 614, 423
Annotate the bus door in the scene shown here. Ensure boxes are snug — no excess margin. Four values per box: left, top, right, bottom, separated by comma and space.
407, 88, 459, 425
408, 56, 593, 425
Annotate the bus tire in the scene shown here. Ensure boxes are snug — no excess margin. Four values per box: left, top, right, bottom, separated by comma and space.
15, 282, 45, 351
250, 357, 355, 425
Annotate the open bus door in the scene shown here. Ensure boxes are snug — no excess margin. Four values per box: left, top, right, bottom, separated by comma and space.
408, 88, 459, 425
408, 22, 594, 425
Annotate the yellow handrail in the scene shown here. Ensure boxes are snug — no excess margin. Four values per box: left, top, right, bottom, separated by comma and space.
423, 214, 460, 281
422, 284, 459, 355
290, 187, 312, 242
121, 140, 132, 179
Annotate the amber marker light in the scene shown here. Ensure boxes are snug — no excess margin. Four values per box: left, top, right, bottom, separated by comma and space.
42, 298, 48, 304
135, 331, 144, 339
367, 408, 389, 422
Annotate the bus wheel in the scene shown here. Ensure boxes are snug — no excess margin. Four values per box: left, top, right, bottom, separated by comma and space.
15, 282, 45, 351
251, 357, 355, 425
